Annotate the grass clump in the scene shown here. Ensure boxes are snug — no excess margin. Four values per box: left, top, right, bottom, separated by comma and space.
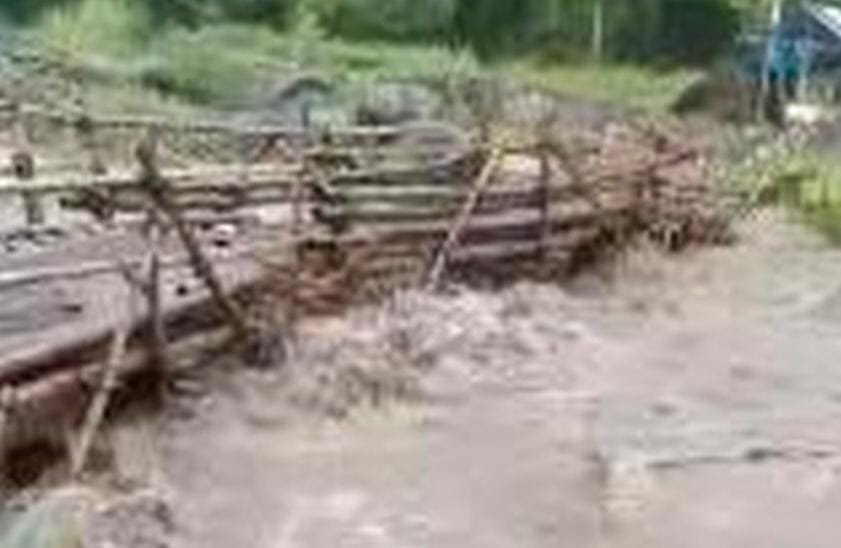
750, 148, 841, 245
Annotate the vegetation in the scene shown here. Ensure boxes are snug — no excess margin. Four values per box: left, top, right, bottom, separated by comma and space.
3, 0, 841, 239
0, 0, 780, 114
0, 0, 790, 65
763, 150, 841, 244
505, 60, 699, 112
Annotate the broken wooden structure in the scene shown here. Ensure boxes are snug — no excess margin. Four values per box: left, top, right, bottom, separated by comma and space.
0, 101, 725, 475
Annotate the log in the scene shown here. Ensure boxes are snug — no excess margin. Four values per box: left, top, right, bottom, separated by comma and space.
0, 164, 299, 195
14, 103, 401, 141
2, 327, 232, 453
0, 244, 262, 290
0, 258, 265, 385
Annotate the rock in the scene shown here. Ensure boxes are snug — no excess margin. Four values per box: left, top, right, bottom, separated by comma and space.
391, 120, 471, 164
355, 81, 443, 126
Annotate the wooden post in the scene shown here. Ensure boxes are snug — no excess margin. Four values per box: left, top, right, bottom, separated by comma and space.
537, 144, 552, 259
10, 104, 46, 226
76, 113, 108, 175
12, 151, 44, 226
0, 385, 14, 477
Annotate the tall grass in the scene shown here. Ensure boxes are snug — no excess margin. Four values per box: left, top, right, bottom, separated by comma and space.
21, 0, 689, 117
24, 0, 480, 110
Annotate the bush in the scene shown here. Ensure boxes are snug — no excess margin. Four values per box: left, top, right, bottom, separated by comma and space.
141, 24, 283, 105
315, 0, 457, 42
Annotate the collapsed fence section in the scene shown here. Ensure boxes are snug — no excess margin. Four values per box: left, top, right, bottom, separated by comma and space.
0, 108, 727, 477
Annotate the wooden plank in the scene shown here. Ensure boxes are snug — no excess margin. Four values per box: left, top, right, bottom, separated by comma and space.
328, 152, 482, 187
0, 164, 299, 195
315, 191, 545, 225
14, 103, 402, 141
326, 184, 549, 209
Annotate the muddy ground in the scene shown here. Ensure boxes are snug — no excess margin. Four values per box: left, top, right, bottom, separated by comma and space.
9, 207, 837, 547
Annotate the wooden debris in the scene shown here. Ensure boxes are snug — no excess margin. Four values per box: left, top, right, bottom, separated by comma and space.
0, 113, 725, 461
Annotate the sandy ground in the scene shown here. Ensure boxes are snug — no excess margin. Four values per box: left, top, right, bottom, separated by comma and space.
81, 208, 840, 548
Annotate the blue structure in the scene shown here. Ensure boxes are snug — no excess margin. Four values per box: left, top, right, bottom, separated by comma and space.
740, 1, 841, 97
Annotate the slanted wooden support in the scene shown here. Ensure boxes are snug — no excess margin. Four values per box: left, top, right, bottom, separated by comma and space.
425, 149, 502, 289
0, 385, 13, 473
70, 283, 136, 477
135, 131, 253, 344
537, 144, 553, 258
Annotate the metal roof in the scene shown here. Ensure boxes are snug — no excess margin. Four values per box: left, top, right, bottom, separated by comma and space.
805, 2, 841, 41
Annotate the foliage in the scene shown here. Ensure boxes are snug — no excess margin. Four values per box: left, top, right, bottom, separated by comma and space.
315, 0, 457, 42
770, 151, 841, 244
1, 0, 778, 116
3, 0, 770, 65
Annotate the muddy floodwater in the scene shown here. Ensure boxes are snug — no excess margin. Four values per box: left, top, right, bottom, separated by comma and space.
68, 209, 841, 548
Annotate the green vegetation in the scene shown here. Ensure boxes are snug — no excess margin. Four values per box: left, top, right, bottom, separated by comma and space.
5, 0, 841, 240
2, 0, 778, 65
10, 0, 749, 115
763, 151, 841, 244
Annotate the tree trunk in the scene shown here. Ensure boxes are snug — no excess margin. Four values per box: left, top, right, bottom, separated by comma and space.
592, 0, 604, 62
